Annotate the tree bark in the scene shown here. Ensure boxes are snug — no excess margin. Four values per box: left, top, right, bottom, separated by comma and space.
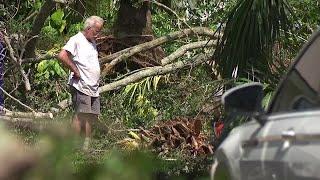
111, 0, 165, 69
114, 0, 153, 37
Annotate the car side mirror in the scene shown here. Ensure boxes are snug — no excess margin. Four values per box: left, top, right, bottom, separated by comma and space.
222, 82, 265, 125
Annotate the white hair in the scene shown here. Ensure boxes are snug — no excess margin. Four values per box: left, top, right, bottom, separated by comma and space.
84, 16, 104, 30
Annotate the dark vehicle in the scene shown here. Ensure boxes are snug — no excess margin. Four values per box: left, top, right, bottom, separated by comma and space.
211, 29, 320, 180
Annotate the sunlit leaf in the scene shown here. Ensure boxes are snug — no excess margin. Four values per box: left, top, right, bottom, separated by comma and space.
37, 60, 49, 73
153, 76, 161, 90
59, 20, 67, 33
51, 9, 64, 25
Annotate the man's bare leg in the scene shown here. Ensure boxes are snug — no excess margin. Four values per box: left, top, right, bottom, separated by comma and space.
85, 114, 97, 137
72, 114, 82, 136
78, 113, 97, 151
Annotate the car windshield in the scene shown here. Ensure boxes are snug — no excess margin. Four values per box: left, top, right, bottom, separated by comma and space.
269, 32, 320, 113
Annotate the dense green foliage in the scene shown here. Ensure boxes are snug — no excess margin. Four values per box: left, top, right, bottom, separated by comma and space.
1, 0, 320, 179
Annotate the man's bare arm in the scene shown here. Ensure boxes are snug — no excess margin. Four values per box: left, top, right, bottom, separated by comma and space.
57, 50, 80, 79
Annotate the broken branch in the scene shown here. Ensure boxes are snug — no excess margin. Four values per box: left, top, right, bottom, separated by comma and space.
161, 40, 216, 65
100, 27, 216, 64
0, 87, 35, 112
3, 34, 31, 91
99, 51, 214, 93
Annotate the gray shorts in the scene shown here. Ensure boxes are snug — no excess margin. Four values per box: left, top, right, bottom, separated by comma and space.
70, 87, 100, 115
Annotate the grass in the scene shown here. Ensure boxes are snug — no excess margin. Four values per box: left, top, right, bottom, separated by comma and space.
5, 65, 224, 179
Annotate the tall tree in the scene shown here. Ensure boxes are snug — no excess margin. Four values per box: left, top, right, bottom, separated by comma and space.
24, 0, 57, 58
114, 0, 153, 37
110, 0, 165, 70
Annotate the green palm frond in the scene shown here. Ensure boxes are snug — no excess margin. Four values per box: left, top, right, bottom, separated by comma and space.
214, 0, 294, 79
122, 75, 166, 105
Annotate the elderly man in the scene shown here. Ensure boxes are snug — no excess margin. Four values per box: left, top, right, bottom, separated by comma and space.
58, 16, 104, 151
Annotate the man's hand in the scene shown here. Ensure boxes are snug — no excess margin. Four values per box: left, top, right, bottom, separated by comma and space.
73, 69, 81, 80
58, 50, 80, 79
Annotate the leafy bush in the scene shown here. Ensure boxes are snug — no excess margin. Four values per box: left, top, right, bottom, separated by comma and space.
39, 25, 60, 50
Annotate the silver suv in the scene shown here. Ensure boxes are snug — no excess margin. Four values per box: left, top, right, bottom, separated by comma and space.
212, 29, 320, 180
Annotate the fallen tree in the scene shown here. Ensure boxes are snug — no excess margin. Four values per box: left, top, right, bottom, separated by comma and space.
101, 27, 218, 75
100, 51, 214, 93
100, 27, 215, 64
3, 26, 218, 117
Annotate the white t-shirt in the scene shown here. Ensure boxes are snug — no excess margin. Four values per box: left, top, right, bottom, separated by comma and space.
63, 32, 100, 97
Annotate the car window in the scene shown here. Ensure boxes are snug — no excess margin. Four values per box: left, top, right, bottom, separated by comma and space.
269, 32, 320, 113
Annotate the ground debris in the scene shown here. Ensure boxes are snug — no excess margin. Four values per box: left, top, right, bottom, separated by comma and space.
138, 117, 214, 156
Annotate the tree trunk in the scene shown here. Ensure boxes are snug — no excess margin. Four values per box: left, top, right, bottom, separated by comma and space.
114, 0, 153, 37
24, 0, 56, 58
70, 0, 86, 23
72, 0, 100, 20
109, 0, 165, 72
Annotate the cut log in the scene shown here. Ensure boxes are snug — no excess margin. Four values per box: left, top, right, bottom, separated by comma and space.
175, 122, 190, 138
0, 115, 33, 123
193, 119, 202, 137
4, 109, 53, 119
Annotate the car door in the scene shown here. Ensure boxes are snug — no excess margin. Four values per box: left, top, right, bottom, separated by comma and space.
239, 29, 320, 180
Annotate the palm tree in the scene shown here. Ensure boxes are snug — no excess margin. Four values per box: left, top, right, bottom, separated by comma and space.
214, 0, 294, 80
